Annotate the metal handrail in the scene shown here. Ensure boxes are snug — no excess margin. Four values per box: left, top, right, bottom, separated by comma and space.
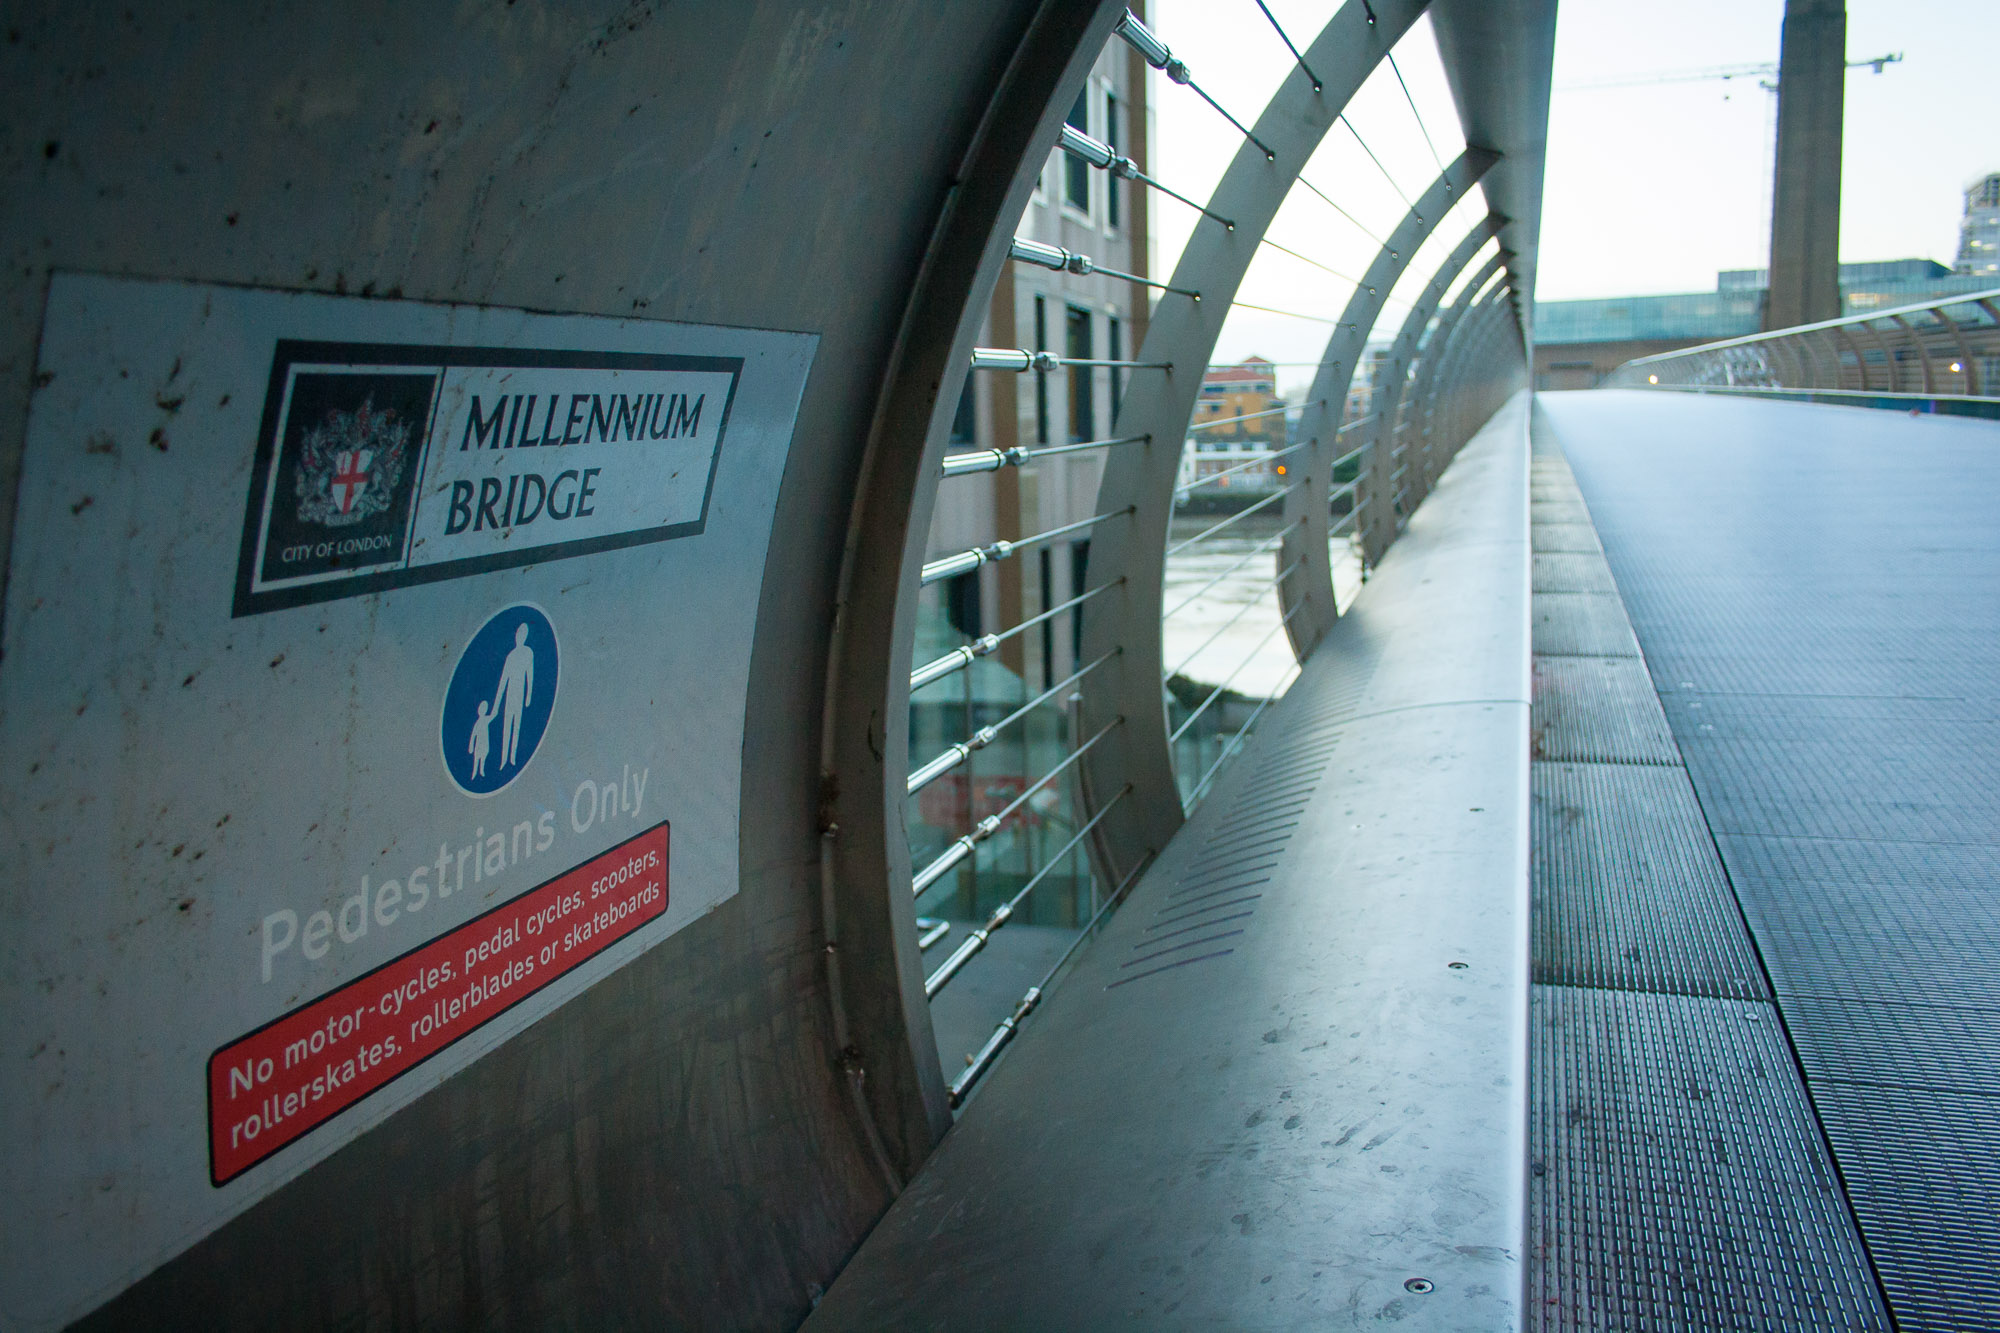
1605, 285, 2000, 397
1617, 286, 2000, 364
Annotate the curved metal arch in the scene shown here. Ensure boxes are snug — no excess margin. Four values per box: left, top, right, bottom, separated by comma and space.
1356, 213, 1503, 554
1410, 251, 1507, 488
1890, 313, 1936, 394
1858, 318, 1895, 393
1830, 325, 1868, 392
1431, 287, 1511, 447
1413, 268, 1508, 480
817, 0, 1126, 1174
1076, 0, 1438, 873
1284, 151, 1497, 583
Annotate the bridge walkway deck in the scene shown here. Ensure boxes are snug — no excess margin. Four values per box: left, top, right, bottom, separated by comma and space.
1536, 390, 2000, 1332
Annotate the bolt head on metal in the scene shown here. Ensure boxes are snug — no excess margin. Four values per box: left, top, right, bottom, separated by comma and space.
1404, 1278, 1434, 1294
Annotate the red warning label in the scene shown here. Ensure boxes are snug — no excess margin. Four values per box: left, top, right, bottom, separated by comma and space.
208, 821, 668, 1184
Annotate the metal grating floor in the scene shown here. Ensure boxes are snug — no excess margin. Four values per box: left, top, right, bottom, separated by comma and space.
1527, 398, 1890, 1331
1532, 762, 1767, 1000
1533, 552, 1620, 594
1532, 593, 1642, 657
1534, 656, 1679, 764
1530, 985, 1889, 1332
1549, 389, 2000, 1331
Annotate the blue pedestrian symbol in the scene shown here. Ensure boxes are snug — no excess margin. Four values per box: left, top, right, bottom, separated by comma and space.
441, 604, 559, 797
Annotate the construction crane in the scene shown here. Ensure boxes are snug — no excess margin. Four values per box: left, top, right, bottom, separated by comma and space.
1558, 52, 1902, 94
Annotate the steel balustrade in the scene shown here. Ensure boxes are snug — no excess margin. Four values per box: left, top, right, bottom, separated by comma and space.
945, 851, 1156, 1108
854, 0, 1536, 1118
1407, 251, 1507, 488
909, 579, 1123, 691
906, 648, 1119, 796
1286, 151, 1497, 574
1362, 217, 1503, 530
1605, 287, 2000, 405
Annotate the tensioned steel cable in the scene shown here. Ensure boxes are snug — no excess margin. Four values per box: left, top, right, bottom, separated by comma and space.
1058, 124, 1237, 231
946, 850, 1155, 1107
923, 786, 1133, 999
1290, 174, 1390, 249
1339, 112, 1415, 213
911, 716, 1122, 896
909, 579, 1123, 691
1165, 556, 1304, 682
1385, 51, 1448, 173
1116, 10, 1278, 163
1251, 0, 1323, 92
1162, 518, 1302, 621
907, 648, 1119, 795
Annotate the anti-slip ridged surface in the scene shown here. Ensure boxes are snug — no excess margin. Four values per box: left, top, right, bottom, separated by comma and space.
1531, 762, 1766, 1000
1527, 400, 1887, 1331
1531, 593, 1641, 657
1532, 553, 1619, 594
1530, 986, 1889, 1332
1547, 390, 2000, 1332
1532, 657, 1678, 763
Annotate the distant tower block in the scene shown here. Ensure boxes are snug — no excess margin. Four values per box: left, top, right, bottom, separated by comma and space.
1765, 0, 1847, 330
1958, 172, 2000, 277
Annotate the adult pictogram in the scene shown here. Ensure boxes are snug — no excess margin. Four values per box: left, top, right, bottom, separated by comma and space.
440, 604, 559, 796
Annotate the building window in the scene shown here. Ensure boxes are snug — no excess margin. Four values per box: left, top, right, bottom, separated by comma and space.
1066, 305, 1094, 443
949, 378, 976, 445
945, 570, 982, 638
1064, 89, 1091, 213
1104, 90, 1121, 229
1034, 296, 1050, 445
1070, 539, 1091, 668
1038, 548, 1055, 687
1108, 317, 1124, 420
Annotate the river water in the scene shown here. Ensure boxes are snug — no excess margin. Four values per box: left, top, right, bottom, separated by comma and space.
1161, 511, 1364, 699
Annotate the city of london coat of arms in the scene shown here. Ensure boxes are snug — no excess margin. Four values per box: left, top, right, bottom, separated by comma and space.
293, 396, 411, 528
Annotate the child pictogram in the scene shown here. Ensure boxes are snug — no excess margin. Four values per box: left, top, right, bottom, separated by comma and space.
441, 605, 559, 797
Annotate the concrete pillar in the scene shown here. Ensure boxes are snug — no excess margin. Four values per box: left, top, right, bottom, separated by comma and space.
1765, 0, 1846, 330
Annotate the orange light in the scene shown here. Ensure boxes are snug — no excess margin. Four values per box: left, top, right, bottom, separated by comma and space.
1275, 464, 1287, 476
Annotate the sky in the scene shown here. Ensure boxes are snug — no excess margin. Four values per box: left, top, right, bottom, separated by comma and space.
1142, 0, 2000, 391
